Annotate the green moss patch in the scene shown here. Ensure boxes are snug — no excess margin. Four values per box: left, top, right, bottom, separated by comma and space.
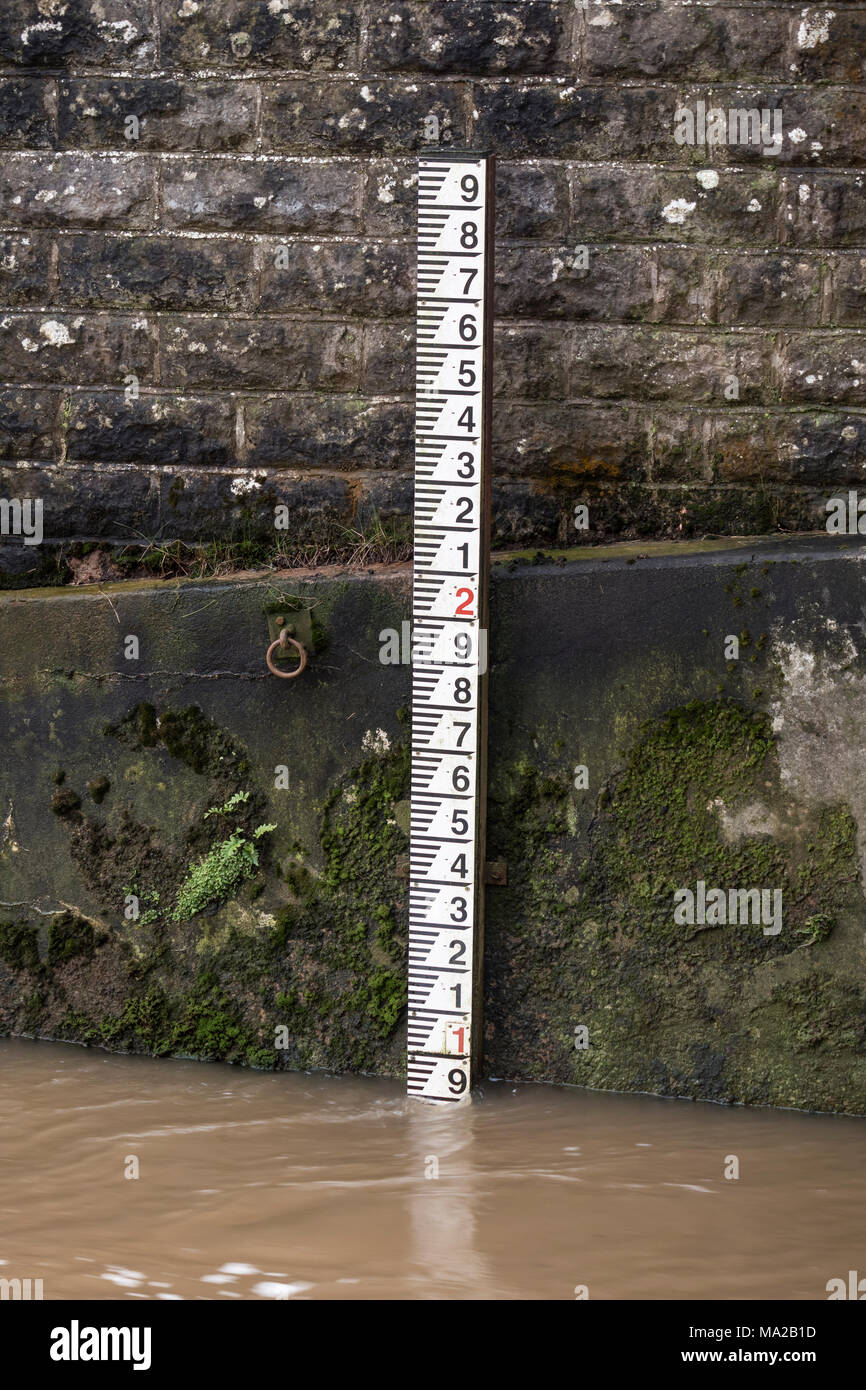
0, 920, 40, 971
269, 746, 410, 1072
485, 698, 866, 1112
47, 911, 100, 966
8, 708, 409, 1078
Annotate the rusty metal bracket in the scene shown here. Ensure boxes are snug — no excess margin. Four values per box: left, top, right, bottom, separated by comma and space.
396, 858, 507, 885
263, 603, 314, 673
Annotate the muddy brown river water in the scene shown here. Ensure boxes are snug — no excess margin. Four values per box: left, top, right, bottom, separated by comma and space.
1, 1038, 864, 1301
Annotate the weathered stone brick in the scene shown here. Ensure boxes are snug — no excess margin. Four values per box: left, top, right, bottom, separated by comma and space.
369, 3, 569, 75
65, 392, 235, 467
581, 3, 790, 82
0, 79, 54, 148
0, 389, 58, 460
494, 324, 570, 399
780, 173, 866, 247
0, 313, 155, 385
650, 411, 847, 495
709, 410, 866, 486
655, 410, 791, 485
161, 317, 362, 391
155, 468, 355, 541
765, 86, 866, 167
58, 80, 258, 152
0, 541, 50, 578
0, 0, 153, 70
0, 461, 157, 536
492, 402, 649, 480
261, 80, 466, 154
496, 162, 570, 240
259, 240, 413, 316
786, 413, 866, 486
706, 413, 782, 485
0, 464, 157, 539
650, 247, 719, 324
716, 253, 824, 327
491, 479, 564, 546
670, 85, 866, 167
475, 82, 866, 167
361, 322, 415, 396
495, 245, 656, 322
829, 254, 866, 327
159, 0, 359, 71
571, 165, 780, 246
362, 159, 418, 237
58, 234, 256, 311
244, 396, 412, 470
777, 333, 866, 406
357, 472, 414, 523
787, 8, 866, 83
648, 411, 712, 485
0, 154, 154, 229
0, 233, 55, 305
163, 158, 361, 233
473, 83, 672, 160
568, 327, 772, 405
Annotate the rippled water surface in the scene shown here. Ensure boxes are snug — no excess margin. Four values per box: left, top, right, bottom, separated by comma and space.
1, 1038, 864, 1300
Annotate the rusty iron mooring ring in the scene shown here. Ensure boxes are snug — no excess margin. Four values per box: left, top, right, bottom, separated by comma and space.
265, 634, 308, 679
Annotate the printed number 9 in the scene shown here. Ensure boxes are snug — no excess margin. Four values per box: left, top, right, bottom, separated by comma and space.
448, 1068, 468, 1095
460, 175, 478, 202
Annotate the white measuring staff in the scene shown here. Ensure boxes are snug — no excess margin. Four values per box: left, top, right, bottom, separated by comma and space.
408, 151, 494, 1103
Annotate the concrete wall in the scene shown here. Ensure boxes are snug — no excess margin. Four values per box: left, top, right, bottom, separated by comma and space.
2, 536, 865, 1112
1, 1, 865, 567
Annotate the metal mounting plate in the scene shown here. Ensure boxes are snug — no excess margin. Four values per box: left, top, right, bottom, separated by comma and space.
263, 603, 314, 667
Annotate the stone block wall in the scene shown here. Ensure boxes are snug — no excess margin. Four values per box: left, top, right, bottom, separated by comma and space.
0, 1, 864, 561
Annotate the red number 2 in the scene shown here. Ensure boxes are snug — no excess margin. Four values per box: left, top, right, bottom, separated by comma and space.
455, 588, 474, 616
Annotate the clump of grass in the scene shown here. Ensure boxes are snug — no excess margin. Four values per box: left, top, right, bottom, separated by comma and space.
336, 513, 413, 568
107, 511, 413, 583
